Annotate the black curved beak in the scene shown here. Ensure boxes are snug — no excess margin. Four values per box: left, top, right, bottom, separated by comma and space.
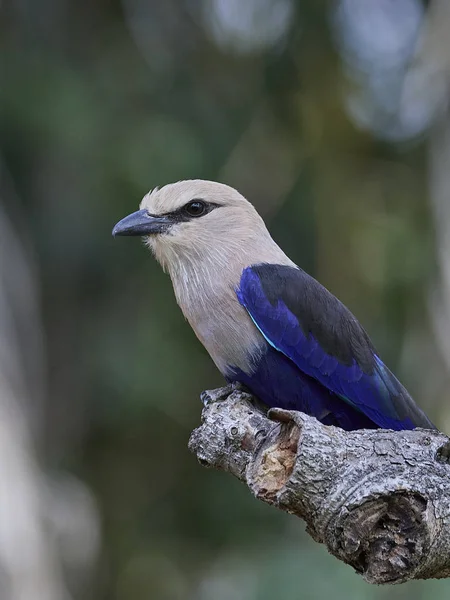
112, 209, 171, 237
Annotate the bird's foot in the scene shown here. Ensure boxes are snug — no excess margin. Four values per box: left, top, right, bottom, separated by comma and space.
200, 382, 250, 406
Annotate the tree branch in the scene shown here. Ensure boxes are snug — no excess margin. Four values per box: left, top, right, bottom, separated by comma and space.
188, 386, 450, 585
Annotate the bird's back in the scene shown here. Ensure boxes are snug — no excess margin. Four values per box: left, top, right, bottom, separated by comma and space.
236, 264, 436, 431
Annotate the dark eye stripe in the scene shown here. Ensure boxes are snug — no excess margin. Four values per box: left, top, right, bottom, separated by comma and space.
147, 201, 221, 223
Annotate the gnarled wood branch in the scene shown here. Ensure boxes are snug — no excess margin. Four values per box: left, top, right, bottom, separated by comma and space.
188, 386, 450, 585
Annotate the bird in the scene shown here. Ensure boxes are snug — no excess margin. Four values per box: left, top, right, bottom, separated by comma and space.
112, 179, 435, 431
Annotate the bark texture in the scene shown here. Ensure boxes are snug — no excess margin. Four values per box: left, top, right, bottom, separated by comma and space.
188, 386, 450, 585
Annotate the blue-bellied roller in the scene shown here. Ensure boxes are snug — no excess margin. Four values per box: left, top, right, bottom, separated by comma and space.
112, 180, 435, 431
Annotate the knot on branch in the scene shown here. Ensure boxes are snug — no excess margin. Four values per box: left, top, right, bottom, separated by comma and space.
331, 492, 429, 584
188, 386, 450, 584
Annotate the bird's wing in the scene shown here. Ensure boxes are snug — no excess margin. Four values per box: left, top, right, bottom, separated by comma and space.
237, 264, 435, 430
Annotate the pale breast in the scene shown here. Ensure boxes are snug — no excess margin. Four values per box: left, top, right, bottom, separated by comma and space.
163, 229, 294, 376
172, 273, 265, 376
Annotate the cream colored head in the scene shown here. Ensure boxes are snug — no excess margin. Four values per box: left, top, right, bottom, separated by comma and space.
140, 179, 255, 217
130, 179, 270, 273
113, 179, 294, 374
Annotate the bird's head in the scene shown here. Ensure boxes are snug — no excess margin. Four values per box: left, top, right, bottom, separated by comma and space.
112, 180, 269, 272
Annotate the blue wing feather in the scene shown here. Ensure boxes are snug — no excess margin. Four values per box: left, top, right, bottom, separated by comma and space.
229, 346, 377, 430
237, 264, 435, 431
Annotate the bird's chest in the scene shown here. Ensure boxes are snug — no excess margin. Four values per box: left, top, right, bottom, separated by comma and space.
173, 278, 264, 375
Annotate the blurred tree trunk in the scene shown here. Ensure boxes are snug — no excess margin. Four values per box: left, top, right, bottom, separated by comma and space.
425, 0, 450, 428
0, 166, 99, 600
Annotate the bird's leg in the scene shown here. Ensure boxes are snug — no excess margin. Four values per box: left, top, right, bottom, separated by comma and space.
230, 381, 251, 394
200, 382, 269, 420
244, 392, 270, 414
200, 381, 251, 406
200, 385, 233, 406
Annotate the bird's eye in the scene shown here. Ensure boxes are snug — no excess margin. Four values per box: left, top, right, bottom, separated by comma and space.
185, 200, 206, 217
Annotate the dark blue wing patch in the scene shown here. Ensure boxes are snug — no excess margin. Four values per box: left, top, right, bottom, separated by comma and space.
227, 345, 377, 431
237, 264, 435, 431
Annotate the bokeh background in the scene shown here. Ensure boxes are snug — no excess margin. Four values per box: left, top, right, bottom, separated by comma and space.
2, 0, 450, 598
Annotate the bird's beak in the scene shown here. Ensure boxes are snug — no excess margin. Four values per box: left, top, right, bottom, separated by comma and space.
112, 209, 171, 237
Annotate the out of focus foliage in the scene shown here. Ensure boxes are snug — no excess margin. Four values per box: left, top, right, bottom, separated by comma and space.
2, 0, 450, 598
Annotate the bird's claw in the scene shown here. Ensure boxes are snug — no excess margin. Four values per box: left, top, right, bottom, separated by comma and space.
200, 382, 250, 406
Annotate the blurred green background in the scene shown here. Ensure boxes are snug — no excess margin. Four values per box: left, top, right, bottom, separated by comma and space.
2, 0, 450, 598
